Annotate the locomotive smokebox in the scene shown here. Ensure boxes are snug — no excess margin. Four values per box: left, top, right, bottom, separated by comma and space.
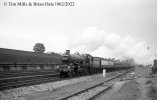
66, 50, 70, 55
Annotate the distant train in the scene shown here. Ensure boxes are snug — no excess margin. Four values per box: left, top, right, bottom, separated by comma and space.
0, 48, 132, 77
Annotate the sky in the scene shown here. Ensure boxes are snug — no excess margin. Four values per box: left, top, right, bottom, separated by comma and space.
0, 0, 157, 65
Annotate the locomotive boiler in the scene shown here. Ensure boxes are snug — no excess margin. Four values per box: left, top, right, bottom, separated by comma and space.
62, 50, 83, 64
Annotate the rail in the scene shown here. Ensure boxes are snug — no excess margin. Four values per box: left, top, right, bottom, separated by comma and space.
58, 69, 132, 100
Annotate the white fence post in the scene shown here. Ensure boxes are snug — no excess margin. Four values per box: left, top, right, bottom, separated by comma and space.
103, 69, 106, 78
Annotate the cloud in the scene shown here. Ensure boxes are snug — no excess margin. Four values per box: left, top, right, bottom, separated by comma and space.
68, 27, 154, 65
68, 27, 105, 51
0, 29, 68, 53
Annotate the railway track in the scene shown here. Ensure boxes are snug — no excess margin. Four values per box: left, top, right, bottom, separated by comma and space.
0, 71, 103, 91
0, 73, 60, 91
0, 70, 58, 78
58, 69, 132, 100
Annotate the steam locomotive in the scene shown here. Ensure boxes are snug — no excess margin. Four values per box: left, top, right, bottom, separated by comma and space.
0, 48, 132, 77
58, 50, 131, 77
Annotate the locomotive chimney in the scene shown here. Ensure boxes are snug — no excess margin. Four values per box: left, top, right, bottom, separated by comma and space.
66, 50, 70, 55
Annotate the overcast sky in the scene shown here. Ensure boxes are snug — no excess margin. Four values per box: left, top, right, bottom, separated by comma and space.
0, 0, 157, 64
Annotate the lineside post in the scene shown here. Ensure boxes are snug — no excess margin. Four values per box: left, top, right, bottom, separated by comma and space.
103, 69, 106, 78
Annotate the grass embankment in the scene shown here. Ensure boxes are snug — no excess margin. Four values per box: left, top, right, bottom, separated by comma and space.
111, 80, 141, 100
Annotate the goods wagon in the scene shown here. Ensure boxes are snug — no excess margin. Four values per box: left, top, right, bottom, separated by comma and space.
0, 48, 62, 71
